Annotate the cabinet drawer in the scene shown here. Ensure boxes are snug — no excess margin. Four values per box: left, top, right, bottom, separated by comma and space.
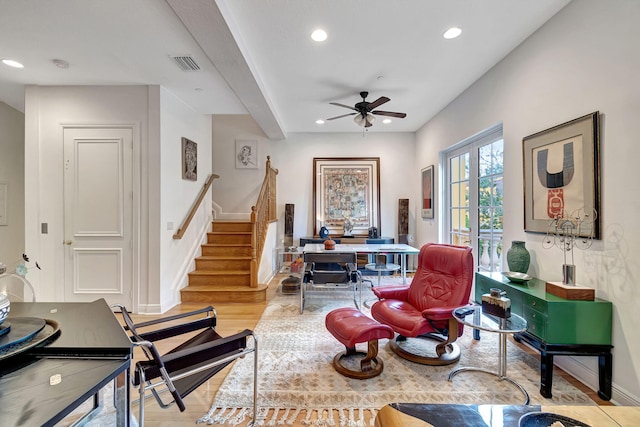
523, 305, 547, 340
524, 294, 547, 312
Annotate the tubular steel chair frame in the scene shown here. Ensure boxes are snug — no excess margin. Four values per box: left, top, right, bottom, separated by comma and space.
115, 305, 258, 426
299, 252, 362, 314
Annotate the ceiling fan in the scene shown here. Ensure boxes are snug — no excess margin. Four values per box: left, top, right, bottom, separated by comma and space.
327, 91, 407, 128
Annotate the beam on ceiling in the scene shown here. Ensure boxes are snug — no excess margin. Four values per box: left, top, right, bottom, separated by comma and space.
166, 0, 286, 140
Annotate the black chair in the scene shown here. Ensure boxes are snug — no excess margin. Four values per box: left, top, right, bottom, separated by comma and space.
115, 305, 258, 426
299, 251, 362, 313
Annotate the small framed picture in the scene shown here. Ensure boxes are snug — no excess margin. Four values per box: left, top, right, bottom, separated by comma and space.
421, 165, 434, 219
182, 137, 197, 181
235, 140, 258, 169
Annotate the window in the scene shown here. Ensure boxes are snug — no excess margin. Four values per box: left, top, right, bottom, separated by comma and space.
444, 125, 503, 271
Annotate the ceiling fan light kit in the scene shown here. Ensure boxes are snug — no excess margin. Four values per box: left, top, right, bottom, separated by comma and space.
354, 112, 375, 127
327, 91, 406, 128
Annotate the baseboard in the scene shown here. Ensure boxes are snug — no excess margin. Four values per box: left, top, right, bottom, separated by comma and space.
211, 200, 251, 220
136, 303, 163, 315
555, 356, 640, 406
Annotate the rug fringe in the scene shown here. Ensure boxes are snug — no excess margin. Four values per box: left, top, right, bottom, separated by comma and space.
199, 407, 376, 426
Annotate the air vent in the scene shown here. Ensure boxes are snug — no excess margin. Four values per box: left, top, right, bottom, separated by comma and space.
170, 55, 201, 71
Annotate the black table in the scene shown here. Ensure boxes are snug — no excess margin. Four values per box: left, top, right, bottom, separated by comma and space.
375, 403, 632, 426
0, 299, 132, 426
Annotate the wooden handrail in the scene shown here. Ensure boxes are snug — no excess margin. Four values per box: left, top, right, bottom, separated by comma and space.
173, 174, 219, 239
249, 156, 278, 287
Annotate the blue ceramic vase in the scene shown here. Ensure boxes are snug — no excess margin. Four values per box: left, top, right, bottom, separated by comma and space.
319, 226, 329, 239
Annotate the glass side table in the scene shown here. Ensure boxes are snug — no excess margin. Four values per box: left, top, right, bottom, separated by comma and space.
363, 262, 401, 286
274, 246, 303, 274
448, 305, 530, 404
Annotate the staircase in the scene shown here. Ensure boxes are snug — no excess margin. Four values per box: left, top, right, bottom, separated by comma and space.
180, 220, 269, 303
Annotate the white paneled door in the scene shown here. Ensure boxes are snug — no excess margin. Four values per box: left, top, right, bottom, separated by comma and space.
63, 127, 133, 308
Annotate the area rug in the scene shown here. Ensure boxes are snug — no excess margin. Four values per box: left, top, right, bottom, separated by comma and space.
199, 281, 595, 426
60, 383, 138, 426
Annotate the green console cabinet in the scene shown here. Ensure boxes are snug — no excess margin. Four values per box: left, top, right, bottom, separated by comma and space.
475, 272, 613, 400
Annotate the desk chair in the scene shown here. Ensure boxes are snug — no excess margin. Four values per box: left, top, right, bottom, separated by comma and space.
300, 252, 362, 313
116, 305, 258, 426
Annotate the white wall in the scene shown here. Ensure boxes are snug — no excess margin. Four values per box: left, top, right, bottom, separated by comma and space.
415, 0, 640, 405
212, 115, 418, 246
158, 87, 212, 311
24, 85, 153, 302
23, 85, 211, 313
0, 102, 25, 267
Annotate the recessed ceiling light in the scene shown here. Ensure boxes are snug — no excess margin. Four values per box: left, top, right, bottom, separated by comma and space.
443, 27, 462, 39
311, 29, 328, 42
382, 119, 392, 124
315, 119, 325, 125
2, 59, 24, 68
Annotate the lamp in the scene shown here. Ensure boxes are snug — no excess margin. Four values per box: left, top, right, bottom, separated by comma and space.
353, 112, 375, 127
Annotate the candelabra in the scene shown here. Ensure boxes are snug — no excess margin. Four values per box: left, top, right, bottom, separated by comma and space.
542, 207, 597, 285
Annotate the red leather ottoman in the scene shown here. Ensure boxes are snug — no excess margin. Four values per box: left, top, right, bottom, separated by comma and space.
325, 307, 395, 379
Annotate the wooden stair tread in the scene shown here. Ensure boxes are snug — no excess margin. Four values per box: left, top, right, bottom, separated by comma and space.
189, 270, 250, 276
181, 284, 268, 292
207, 230, 251, 236
196, 255, 251, 260
201, 243, 251, 247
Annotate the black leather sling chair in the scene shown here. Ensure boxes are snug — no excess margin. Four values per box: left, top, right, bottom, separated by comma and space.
115, 305, 258, 426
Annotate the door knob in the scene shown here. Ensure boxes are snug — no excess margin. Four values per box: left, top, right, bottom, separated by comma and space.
63, 240, 73, 245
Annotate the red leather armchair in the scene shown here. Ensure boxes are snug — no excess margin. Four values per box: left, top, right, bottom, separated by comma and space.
371, 243, 473, 365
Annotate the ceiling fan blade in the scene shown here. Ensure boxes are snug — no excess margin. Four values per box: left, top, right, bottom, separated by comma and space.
372, 110, 407, 118
366, 96, 390, 110
329, 102, 357, 111
326, 112, 357, 121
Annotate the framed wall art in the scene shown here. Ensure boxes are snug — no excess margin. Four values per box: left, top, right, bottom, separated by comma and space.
181, 137, 198, 181
313, 157, 380, 237
421, 165, 434, 219
235, 140, 258, 169
522, 111, 600, 238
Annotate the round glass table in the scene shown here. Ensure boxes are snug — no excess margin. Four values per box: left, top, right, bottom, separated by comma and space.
364, 262, 401, 286
362, 263, 401, 309
448, 304, 530, 404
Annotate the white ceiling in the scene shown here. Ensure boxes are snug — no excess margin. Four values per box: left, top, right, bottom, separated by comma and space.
0, 0, 571, 138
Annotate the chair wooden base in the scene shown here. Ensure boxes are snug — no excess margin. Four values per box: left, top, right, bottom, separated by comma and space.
332, 340, 384, 379
389, 335, 461, 366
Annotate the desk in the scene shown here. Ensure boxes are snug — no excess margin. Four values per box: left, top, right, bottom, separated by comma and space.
2, 299, 132, 426
375, 403, 640, 427
0, 357, 129, 426
300, 237, 396, 270
302, 243, 419, 284
449, 305, 529, 404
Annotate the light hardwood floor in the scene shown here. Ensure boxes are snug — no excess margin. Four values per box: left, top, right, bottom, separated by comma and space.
125, 275, 612, 426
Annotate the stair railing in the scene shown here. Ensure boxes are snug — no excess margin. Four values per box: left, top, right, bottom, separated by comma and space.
249, 156, 278, 287
173, 174, 219, 240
